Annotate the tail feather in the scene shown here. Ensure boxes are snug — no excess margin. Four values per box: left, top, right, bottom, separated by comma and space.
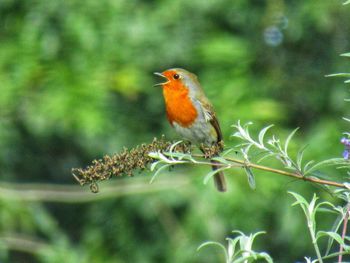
211, 160, 227, 192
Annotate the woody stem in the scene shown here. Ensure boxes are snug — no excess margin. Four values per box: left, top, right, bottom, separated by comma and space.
192, 154, 346, 189
338, 203, 350, 263
224, 156, 346, 188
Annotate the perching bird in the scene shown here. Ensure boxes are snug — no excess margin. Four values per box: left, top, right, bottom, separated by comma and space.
154, 68, 227, 192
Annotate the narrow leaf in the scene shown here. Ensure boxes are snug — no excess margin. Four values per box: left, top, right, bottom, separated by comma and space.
284, 128, 299, 155
150, 160, 162, 171
316, 231, 345, 247
168, 140, 183, 153
296, 144, 308, 171
325, 213, 344, 255
150, 164, 172, 184
226, 237, 241, 259
244, 167, 256, 189
303, 160, 315, 175
258, 125, 274, 147
257, 252, 273, 263
203, 167, 229, 185
256, 153, 274, 163
326, 73, 350, 77
288, 191, 309, 207
197, 241, 228, 260
306, 158, 348, 174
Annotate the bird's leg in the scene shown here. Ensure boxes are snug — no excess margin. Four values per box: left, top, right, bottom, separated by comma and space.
187, 141, 192, 151
199, 143, 213, 159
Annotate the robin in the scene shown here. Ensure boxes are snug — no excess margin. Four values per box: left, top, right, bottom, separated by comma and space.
154, 68, 227, 192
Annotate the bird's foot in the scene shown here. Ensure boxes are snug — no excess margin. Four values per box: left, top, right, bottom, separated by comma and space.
200, 143, 221, 159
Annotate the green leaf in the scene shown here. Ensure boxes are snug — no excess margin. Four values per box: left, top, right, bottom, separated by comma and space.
256, 252, 273, 263
148, 151, 162, 160
197, 241, 228, 260
303, 160, 315, 175
250, 231, 267, 242
168, 140, 184, 153
257, 152, 275, 163
149, 152, 170, 163
226, 237, 241, 260
149, 164, 172, 184
289, 191, 309, 207
325, 213, 344, 255
284, 128, 299, 155
231, 230, 245, 236
296, 144, 308, 171
316, 231, 345, 247
304, 257, 317, 263
308, 194, 318, 223
232, 251, 273, 263
306, 158, 349, 174
244, 167, 256, 189
343, 0, 350, 5
258, 125, 274, 147
326, 73, 350, 77
315, 201, 335, 212
221, 148, 239, 157
150, 160, 162, 171
203, 167, 229, 185
341, 52, 350, 57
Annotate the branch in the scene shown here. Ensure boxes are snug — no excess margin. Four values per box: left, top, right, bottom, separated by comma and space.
0, 177, 189, 203
224, 157, 347, 189
0, 234, 49, 255
72, 137, 348, 193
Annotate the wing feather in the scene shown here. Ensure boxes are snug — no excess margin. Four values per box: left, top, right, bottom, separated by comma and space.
196, 99, 223, 143
209, 114, 223, 143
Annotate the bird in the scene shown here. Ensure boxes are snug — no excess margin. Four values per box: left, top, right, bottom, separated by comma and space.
154, 68, 227, 192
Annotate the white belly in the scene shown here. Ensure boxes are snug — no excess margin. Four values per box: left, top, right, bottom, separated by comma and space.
172, 118, 217, 145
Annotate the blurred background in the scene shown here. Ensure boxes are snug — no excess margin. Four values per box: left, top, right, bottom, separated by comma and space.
0, 0, 349, 262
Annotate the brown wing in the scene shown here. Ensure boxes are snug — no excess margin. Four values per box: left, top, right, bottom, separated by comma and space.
195, 95, 223, 144
210, 114, 223, 143
193, 81, 223, 144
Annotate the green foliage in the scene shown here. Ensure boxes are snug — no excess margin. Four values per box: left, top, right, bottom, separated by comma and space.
289, 192, 350, 262
232, 122, 350, 186
198, 231, 272, 263
0, 0, 350, 262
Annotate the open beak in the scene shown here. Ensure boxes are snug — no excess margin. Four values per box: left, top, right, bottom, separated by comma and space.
153, 72, 168, 86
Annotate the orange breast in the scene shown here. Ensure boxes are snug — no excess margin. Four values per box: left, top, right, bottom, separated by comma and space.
162, 83, 198, 127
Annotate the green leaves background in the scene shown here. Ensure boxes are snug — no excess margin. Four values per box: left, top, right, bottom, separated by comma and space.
0, 0, 349, 262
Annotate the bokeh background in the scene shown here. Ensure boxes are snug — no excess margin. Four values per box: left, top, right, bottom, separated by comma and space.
0, 0, 350, 262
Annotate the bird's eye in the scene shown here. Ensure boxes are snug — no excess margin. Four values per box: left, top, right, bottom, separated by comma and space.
173, 74, 180, 79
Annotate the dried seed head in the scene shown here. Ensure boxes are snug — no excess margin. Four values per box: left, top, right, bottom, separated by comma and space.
72, 136, 193, 192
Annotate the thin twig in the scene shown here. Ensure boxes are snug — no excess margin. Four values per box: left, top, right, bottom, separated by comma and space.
338, 203, 350, 263
223, 157, 346, 189
192, 154, 346, 188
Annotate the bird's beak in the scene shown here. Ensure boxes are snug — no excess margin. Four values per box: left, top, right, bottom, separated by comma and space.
153, 72, 168, 87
